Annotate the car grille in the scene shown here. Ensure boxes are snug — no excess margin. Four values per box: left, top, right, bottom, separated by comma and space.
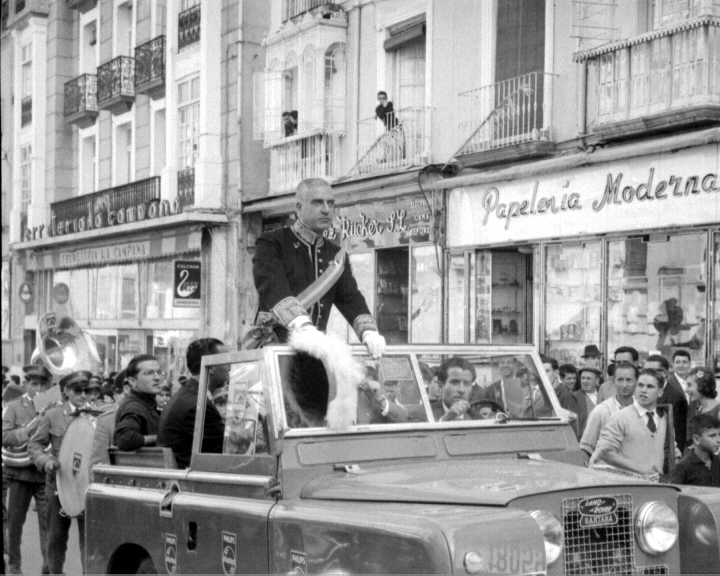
561, 494, 667, 575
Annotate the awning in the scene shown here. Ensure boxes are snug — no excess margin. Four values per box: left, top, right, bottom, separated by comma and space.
26, 228, 203, 271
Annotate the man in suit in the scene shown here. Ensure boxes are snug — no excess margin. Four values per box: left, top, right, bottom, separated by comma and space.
29, 370, 94, 575
668, 349, 692, 403
483, 356, 517, 414
2, 365, 53, 574
430, 357, 476, 422
563, 366, 601, 440
645, 354, 688, 453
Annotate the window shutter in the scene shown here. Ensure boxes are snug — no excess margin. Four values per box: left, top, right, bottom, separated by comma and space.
384, 23, 426, 52
253, 71, 283, 143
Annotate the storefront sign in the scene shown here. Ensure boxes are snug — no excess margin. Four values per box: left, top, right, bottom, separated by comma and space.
57, 241, 151, 268
448, 144, 719, 246
173, 260, 201, 308
18, 282, 33, 304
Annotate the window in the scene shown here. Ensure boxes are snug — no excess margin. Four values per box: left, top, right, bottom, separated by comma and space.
21, 42, 32, 127
117, 1, 134, 56
81, 135, 97, 194
146, 260, 199, 319
179, 0, 200, 51
178, 77, 200, 168
115, 123, 133, 185
82, 21, 98, 74
324, 43, 346, 130
20, 144, 31, 214
153, 109, 166, 175
385, 21, 426, 110
651, 0, 711, 30
53, 270, 90, 320
496, 0, 545, 83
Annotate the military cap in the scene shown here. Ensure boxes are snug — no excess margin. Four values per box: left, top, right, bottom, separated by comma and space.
23, 364, 52, 381
87, 375, 103, 389
60, 370, 93, 390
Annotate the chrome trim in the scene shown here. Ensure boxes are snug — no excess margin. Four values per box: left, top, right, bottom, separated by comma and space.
92, 465, 188, 481
186, 471, 275, 487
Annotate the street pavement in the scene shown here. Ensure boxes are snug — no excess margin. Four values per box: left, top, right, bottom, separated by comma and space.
5, 506, 83, 575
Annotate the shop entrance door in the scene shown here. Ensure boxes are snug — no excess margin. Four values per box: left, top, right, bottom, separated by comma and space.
376, 247, 409, 344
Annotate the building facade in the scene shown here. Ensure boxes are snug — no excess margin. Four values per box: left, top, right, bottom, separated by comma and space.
3, 0, 269, 379
246, 0, 719, 370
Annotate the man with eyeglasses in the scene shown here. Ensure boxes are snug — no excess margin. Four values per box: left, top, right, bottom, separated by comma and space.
113, 354, 164, 452
28, 370, 94, 574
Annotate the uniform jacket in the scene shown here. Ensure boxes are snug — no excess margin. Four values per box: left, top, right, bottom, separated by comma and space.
28, 401, 76, 472
562, 390, 595, 440
2, 395, 47, 483
252, 221, 376, 341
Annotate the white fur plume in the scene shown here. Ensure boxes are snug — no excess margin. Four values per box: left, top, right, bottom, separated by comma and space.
289, 329, 364, 431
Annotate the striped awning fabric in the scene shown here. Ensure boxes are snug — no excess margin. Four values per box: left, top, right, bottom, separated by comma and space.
27, 228, 202, 271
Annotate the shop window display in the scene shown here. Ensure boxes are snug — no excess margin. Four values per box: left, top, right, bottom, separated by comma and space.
146, 259, 199, 320
607, 234, 706, 364
713, 233, 720, 371
376, 247, 409, 344
52, 269, 90, 320
544, 243, 602, 365
447, 254, 467, 343
410, 246, 442, 343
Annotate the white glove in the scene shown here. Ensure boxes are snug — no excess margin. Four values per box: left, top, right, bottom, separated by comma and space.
362, 331, 386, 359
288, 315, 315, 333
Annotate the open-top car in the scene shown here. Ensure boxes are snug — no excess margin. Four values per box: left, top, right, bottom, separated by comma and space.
85, 344, 720, 574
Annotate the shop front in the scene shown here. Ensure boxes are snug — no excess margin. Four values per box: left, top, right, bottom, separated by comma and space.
445, 141, 720, 370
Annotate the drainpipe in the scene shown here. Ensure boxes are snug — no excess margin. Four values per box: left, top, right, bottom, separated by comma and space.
578, 59, 588, 137
353, 0, 362, 163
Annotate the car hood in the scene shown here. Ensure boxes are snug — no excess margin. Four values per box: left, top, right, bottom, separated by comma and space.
301, 458, 647, 506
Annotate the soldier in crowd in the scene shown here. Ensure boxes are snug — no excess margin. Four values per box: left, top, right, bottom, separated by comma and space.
28, 370, 94, 575
2, 365, 53, 574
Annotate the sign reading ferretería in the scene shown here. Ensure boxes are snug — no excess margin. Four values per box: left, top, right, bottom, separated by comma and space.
448, 144, 719, 246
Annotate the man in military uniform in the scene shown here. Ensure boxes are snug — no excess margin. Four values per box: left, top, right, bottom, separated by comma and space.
28, 370, 93, 575
252, 178, 386, 357
2, 365, 53, 574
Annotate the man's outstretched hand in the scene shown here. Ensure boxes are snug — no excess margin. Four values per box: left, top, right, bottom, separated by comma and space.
362, 331, 386, 359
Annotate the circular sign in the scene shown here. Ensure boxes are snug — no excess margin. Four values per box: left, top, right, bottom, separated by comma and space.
18, 282, 33, 303
52, 283, 70, 305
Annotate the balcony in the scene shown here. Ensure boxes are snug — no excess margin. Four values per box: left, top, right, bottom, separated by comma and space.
269, 132, 341, 195
283, 0, 342, 22
50, 177, 160, 234
349, 107, 430, 178
454, 72, 555, 168
64, 74, 98, 128
177, 167, 195, 210
66, 0, 97, 14
178, 4, 200, 51
97, 56, 135, 114
134, 36, 165, 99
8, 0, 48, 30
21, 96, 31, 127
578, 17, 720, 140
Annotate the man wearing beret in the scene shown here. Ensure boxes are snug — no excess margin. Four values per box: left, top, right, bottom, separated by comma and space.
29, 370, 93, 575
252, 178, 386, 358
2, 365, 53, 574
562, 365, 601, 439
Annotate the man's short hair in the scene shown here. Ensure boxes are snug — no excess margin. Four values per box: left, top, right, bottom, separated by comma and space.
437, 357, 476, 384
613, 362, 639, 379
639, 367, 666, 389
558, 363, 577, 378
377, 90, 388, 98
296, 178, 330, 201
614, 346, 639, 362
186, 338, 224, 375
126, 354, 159, 379
689, 413, 720, 439
540, 354, 558, 371
113, 369, 128, 394
672, 349, 691, 362
645, 354, 670, 371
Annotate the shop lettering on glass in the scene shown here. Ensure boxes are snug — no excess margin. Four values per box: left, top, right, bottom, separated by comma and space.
58, 242, 150, 267
481, 168, 719, 231
23, 197, 187, 241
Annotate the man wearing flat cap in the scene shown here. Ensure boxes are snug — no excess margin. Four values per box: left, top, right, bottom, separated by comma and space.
29, 370, 93, 575
2, 365, 52, 574
562, 365, 601, 440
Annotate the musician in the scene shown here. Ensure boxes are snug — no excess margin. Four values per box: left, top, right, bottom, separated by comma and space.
252, 178, 386, 358
29, 370, 93, 575
2, 365, 52, 574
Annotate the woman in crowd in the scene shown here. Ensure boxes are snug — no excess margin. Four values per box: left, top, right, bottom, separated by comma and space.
687, 366, 720, 432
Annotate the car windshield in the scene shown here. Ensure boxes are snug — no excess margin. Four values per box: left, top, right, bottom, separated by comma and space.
277, 351, 559, 431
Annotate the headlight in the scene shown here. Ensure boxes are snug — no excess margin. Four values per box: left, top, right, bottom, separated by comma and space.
530, 510, 563, 565
635, 501, 679, 555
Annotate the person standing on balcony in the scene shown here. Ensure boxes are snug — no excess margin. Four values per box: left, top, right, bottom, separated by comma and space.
251, 178, 386, 359
375, 91, 398, 130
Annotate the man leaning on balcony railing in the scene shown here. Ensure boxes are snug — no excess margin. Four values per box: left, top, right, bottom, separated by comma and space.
375, 91, 398, 131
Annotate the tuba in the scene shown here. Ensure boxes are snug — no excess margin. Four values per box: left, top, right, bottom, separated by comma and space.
2, 312, 100, 468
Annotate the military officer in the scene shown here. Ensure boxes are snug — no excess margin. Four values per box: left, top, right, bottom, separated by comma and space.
2, 365, 53, 574
252, 178, 386, 357
28, 370, 93, 575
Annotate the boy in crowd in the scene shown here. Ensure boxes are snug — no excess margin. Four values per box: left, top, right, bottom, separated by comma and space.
670, 414, 720, 487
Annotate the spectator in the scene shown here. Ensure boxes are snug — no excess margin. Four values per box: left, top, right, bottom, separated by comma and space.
645, 354, 689, 453
558, 363, 578, 393
419, 362, 441, 402
589, 368, 670, 482
357, 369, 409, 425
686, 366, 720, 421
596, 362, 616, 403
375, 91, 398, 130
431, 357, 476, 422
483, 356, 517, 413
580, 363, 638, 461
87, 375, 104, 410
113, 355, 163, 451
156, 383, 172, 413
2, 365, 52, 574
178, 375, 188, 387
563, 366, 601, 439
597, 346, 638, 402
542, 355, 570, 405
469, 399, 505, 421
670, 414, 720, 487
283, 110, 298, 137
158, 338, 227, 468
669, 349, 692, 403
580, 344, 604, 372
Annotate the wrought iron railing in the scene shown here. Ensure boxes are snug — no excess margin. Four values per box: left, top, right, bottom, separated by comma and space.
579, 17, 720, 125
135, 35, 165, 88
50, 177, 160, 225
21, 96, 32, 127
283, 0, 340, 21
350, 106, 430, 177
177, 167, 195, 209
15, 0, 25, 14
457, 72, 553, 156
178, 4, 200, 50
270, 132, 342, 194
97, 56, 135, 104
64, 74, 98, 117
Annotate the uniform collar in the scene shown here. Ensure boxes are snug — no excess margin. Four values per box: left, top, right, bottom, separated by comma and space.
292, 220, 324, 247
